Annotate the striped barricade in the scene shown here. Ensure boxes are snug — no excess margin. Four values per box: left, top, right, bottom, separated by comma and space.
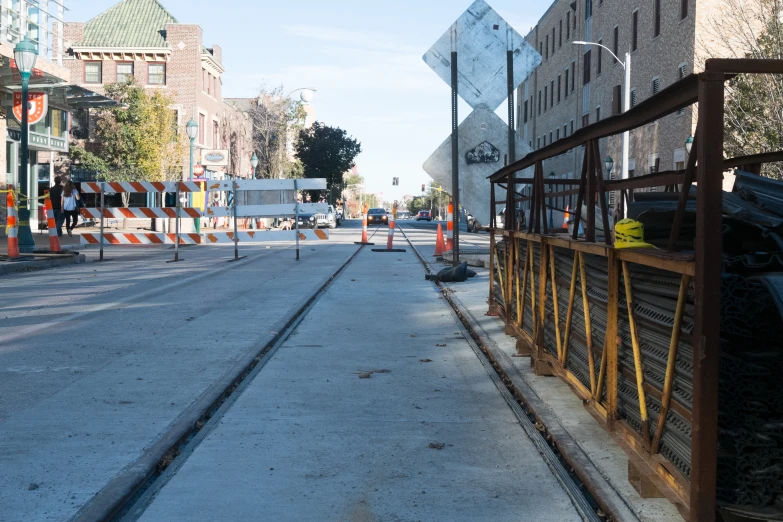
44, 196, 62, 252
203, 229, 329, 244
204, 203, 327, 218
80, 181, 202, 193
80, 207, 203, 219
205, 179, 327, 192
81, 232, 201, 245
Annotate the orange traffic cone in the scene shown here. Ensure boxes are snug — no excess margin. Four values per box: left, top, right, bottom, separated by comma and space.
6, 190, 19, 259
563, 205, 570, 230
44, 196, 62, 253
433, 223, 446, 257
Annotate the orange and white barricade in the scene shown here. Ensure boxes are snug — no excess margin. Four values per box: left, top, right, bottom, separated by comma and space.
44, 196, 61, 252
6, 189, 19, 259
371, 201, 406, 253
446, 202, 454, 251
81, 232, 201, 245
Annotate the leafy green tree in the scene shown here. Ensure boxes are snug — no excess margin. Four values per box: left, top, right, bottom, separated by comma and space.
68, 78, 186, 206
295, 122, 362, 202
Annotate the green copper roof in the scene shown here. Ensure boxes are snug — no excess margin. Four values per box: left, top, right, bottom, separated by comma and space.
78, 0, 178, 48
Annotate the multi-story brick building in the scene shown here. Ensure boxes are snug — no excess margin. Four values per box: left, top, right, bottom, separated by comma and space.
61, 0, 252, 181
518, 0, 723, 211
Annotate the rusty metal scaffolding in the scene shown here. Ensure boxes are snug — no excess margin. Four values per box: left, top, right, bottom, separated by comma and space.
487, 59, 783, 521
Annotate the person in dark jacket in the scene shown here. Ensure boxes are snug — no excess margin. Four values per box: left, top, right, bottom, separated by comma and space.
49, 176, 64, 237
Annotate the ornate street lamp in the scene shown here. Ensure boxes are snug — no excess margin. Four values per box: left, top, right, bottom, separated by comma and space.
14, 37, 38, 253
605, 156, 614, 175
685, 136, 694, 155
185, 118, 198, 231
250, 153, 259, 178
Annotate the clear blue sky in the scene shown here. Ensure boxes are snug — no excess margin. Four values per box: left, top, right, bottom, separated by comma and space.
67, 0, 547, 201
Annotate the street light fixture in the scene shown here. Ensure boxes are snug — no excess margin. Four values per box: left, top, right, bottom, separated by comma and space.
605, 156, 614, 175
286, 87, 317, 102
14, 37, 38, 253
574, 40, 630, 218
685, 136, 694, 155
250, 153, 259, 177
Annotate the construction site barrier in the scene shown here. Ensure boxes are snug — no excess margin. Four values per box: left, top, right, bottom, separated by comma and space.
44, 196, 61, 252
6, 188, 19, 259
81, 208, 202, 219
203, 229, 329, 244
79, 181, 203, 194
81, 233, 201, 245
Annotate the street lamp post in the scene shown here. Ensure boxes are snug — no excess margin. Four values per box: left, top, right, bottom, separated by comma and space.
185, 118, 198, 233
605, 156, 614, 210
250, 153, 259, 177
685, 136, 694, 155
574, 41, 631, 219
14, 37, 38, 253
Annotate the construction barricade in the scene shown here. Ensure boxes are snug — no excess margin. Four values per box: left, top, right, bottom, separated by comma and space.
6, 188, 19, 259
43, 196, 62, 253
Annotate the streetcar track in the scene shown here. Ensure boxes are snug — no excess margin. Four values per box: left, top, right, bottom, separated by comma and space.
73, 226, 383, 522
397, 226, 606, 522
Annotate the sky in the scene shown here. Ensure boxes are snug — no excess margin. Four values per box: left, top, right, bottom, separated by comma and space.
67, 0, 548, 201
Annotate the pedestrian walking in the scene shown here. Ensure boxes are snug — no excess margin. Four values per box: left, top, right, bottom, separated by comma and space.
61, 180, 81, 237
49, 176, 64, 237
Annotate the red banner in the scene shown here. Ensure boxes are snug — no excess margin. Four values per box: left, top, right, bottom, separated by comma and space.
13, 91, 48, 125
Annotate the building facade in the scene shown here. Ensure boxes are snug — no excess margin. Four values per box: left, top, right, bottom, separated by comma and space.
518, 0, 723, 211
61, 0, 252, 182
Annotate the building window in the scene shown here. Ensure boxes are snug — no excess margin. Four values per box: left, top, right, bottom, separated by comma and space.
596, 106, 601, 121
613, 26, 619, 63
563, 124, 567, 137
524, 100, 529, 123
538, 90, 542, 114
148, 63, 166, 85
545, 86, 548, 111
585, 0, 592, 19
202, 69, 207, 91
613, 84, 623, 115
539, 42, 543, 57
570, 119, 574, 134
652, 76, 660, 95
571, 61, 576, 92
597, 39, 602, 75
550, 80, 554, 107
557, 75, 562, 103
213, 120, 219, 147
681, 0, 688, 19
552, 27, 556, 54
198, 113, 206, 145
550, 131, 553, 143
556, 128, 560, 140
567, 11, 571, 39
583, 50, 591, 85
676, 161, 685, 170
565, 69, 569, 98
654, 0, 661, 37
116, 62, 133, 83
632, 11, 639, 51
631, 88, 638, 107
537, 137, 541, 149
546, 35, 549, 59
559, 19, 563, 47
582, 114, 590, 128
84, 62, 102, 84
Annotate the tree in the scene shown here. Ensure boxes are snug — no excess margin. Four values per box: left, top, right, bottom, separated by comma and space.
247, 85, 306, 179
68, 78, 186, 206
295, 122, 362, 203
699, 0, 783, 179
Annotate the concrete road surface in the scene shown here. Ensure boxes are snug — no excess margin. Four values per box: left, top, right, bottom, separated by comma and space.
136, 240, 581, 521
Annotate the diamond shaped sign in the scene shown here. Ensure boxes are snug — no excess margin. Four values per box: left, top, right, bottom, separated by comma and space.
423, 0, 541, 111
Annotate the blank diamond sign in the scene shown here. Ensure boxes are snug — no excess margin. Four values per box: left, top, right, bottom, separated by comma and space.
422, 0, 541, 110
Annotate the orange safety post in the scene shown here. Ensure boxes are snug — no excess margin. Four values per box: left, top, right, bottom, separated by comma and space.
434, 223, 446, 257
44, 196, 61, 253
563, 205, 570, 230
6, 189, 19, 259
387, 202, 397, 250
446, 201, 454, 251
355, 202, 374, 245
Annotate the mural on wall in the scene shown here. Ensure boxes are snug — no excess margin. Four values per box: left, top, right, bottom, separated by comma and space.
466, 141, 500, 164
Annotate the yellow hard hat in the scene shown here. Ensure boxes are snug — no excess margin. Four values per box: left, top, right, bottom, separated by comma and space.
614, 219, 656, 249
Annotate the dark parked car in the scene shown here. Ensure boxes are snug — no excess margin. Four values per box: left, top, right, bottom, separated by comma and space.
367, 208, 389, 225
295, 213, 317, 229
415, 210, 432, 221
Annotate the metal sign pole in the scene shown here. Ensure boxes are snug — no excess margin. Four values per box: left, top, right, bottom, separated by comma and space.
450, 24, 460, 267
231, 180, 241, 261
294, 179, 300, 261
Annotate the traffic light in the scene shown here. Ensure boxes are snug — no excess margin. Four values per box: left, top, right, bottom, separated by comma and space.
421, 184, 426, 192
392, 177, 399, 186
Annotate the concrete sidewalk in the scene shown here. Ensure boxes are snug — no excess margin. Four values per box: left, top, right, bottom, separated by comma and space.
136, 242, 583, 520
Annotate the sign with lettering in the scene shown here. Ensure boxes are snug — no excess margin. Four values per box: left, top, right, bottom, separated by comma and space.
200, 149, 229, 167
13, 92, 47, 125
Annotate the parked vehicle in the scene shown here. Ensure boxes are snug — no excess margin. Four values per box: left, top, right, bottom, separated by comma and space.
398, 211, 411, 220
467, 207, 520, 232
415, 210, 432, 221
315, 205, 338, 229
295, 213, 317, 229
367, 208, 389, 225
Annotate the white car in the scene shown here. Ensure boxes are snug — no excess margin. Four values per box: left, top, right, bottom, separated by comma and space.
315, 205, 338, 229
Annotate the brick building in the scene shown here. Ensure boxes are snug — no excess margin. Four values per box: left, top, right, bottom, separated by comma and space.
518, 0, 724, 212
61, 0, 252, 181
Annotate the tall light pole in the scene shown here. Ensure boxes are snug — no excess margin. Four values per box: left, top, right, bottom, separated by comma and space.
186, 118, 198, 232
574, 41, 630, 219
14, 37, 38, 253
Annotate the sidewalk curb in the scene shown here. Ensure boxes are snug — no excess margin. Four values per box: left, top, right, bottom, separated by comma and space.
0, 254, 87, 275
71, 246, 364, 522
